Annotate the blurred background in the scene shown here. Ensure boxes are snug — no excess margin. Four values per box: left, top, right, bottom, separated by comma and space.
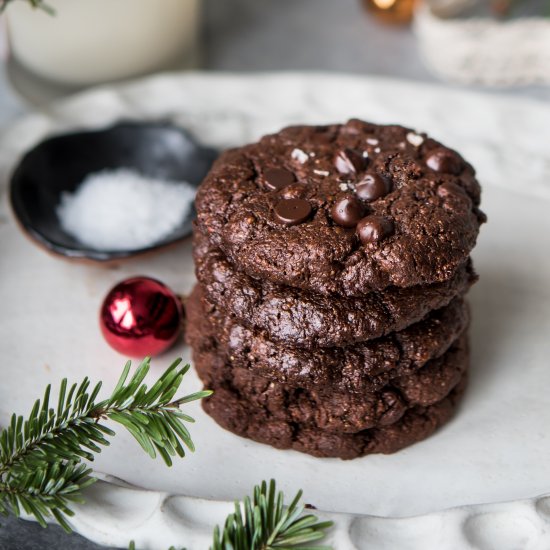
0, 0, 548, 128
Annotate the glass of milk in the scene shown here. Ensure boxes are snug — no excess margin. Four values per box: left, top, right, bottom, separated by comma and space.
5, 0, 201, 86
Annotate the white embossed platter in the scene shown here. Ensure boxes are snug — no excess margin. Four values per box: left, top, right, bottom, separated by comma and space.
0, 72, 549, 549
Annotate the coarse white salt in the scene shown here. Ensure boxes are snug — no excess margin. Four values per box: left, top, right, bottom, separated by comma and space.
291, 148, 309, 164
406, 132, 424, 147
56, 168, 195, 251
313, 169, 330, 177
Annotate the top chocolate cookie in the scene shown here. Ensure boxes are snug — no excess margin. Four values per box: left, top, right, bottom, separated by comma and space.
195, 119, 486, 296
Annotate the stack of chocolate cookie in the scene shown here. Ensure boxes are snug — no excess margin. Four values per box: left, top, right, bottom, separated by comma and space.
186, 119, 485, 459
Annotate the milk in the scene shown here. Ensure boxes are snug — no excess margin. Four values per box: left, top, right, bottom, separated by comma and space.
6, 0, 201, 86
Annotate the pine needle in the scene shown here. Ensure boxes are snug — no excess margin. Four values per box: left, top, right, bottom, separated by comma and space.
211, 480, 333, 550
0, 357, 210, 532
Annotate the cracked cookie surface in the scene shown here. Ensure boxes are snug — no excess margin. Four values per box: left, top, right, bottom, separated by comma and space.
198, 352, 468, 459
186, 284, 470, 394
188, 289, 469, 436
195, 120, 485, 296
194, 231, 476, 348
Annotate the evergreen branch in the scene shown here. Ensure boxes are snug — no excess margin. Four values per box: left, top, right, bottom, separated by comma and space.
211, 480, 333, 550
0, 358, 211, 531
0, 461, 94, 532
0, 357, 210, 475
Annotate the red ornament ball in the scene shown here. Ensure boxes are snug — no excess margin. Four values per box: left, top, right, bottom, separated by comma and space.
100, 277, 183, 357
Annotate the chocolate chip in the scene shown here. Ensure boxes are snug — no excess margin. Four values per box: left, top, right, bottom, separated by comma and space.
476, 208, 488, 224
378, 390, 406, 426
334, 148, 368, 175
274, 198, 312, 226
437, 182, 465, 198
356, 215, 394, 244
426, 148, 463, 175
355, 173, 391, 202
264, 168, 296, 190
330, 196, 366, 228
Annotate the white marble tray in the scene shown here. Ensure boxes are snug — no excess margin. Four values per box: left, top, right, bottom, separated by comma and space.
1, 72, 550, 549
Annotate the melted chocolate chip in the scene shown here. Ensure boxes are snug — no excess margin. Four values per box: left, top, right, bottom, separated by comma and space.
330, 196, 366, 228
356, 173, 391, 202
264, 168, 296, 190
437, 182, 465, 199
356, 215, 394, 244
274, 198, 312, 226
426, 148, 463, 175
334, 148, 368, 175
378, 391, 407, 426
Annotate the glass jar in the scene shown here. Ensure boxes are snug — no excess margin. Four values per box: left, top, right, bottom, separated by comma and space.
6, 0, 201, 86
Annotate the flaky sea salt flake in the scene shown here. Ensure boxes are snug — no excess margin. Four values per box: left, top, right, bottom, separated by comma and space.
406, 132, 424, 147
291, 148, 309, 164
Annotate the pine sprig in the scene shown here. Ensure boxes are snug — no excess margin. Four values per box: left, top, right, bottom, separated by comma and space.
0, 358, 211, 531
211, 480, 333, 550
0, 358, 210, 475
0, 461, 94, 532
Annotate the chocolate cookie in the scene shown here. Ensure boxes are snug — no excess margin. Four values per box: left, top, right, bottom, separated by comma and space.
195, 120, 486, 296
186, 284, 469, 394
200, 364, 467, 459
193, 326, 468, 434
194, 232, 476, 348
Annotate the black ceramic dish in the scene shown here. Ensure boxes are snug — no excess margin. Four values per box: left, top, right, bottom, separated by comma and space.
9, 121, 218, 261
